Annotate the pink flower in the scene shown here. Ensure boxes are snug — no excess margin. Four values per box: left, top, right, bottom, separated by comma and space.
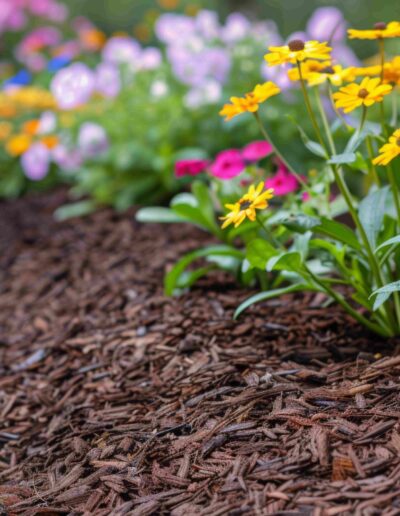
265, 165, 299, 196
210, 149, 246, 180
302, 192, 311, 202
242, 140, 273, 162
175, 159, 209, 178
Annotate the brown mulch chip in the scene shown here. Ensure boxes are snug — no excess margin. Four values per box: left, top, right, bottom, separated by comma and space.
1, 190, 400, 515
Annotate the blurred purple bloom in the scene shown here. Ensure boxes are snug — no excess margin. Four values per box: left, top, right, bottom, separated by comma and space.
287, 31, 308, 44
78, 123, 109, 158
155, 14, 196, 44
203, 48, 231, 83
21, 143, 50, 181
38, 111, 57, 134
261, 62, 291, 91
51, 62, 95, 110
102, 37, 141, 65
195, 10, 220, 40
95, 62, 121, 98
307, 7, 346, 42
53, 144, 82, 171
221, 13, 251, 43
332, 44, 360, 66
184, 79, 222, 109
138, 47, 162, 70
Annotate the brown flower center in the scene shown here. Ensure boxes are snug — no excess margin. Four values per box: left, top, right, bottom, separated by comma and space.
320, 66, 335, 74
374, 22, 387, 30
396, 138, 400, 146
288, 39, 305, 52
358, 88, 369, 99
240, 200, 252, 210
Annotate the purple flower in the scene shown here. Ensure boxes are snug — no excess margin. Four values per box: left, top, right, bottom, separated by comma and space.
195, 10, 220, 40
102, 37, 141, 65
51, 62, 95, 110
184, 79, 222, 109
52, 145, 82, 171
21, 143, 50, 181
307, 7, 346, 42
221, 13, 251, 43
261, 62, 291, 91
138, 47, 162, 70
155, 14, 195, 44
203, 48, 231, 84
95, 63, 121, 98
78, 123, 109, 158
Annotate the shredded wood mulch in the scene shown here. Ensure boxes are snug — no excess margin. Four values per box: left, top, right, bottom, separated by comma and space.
1, 191, 400, 516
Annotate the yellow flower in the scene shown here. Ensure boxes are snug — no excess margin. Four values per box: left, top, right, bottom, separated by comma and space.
351, 58, 400, 85
0, 121, 12, 141
5, 134, 32, 156
288, 60, 356, 86
220, 182, 274, 229
219, 82, 280, 121
348, 21, 400, 40
332, 77, 392, 113
265, 39, 332, 67
372, 129, 400, 166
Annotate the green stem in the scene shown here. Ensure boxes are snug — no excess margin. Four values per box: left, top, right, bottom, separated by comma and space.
255, 215, 282, 248
313, 87, 336, 155
297, 60, 328, 152
253, 112, 311, 193
305, 266, 392, 337
387, 164, 400, 223
366, 136, 381, 187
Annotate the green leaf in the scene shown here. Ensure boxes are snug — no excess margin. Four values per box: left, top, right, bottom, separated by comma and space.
234, 284, 314, 319
370, 281, 400, 311
359, 186, 389, 249
328, 152, 356, 165
165, 245, 243, 296
375, 235, 400, 253
54, 200, 97, 221
192, 180, 217, 229
280, 214, 362, 251
136, 207, 187, 224
287, 115, 326, 158
246, 239, 278, 270
267, 252, 303, 273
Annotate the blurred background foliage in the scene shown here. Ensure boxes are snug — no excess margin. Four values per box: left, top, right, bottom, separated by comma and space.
67, 0, 396, 57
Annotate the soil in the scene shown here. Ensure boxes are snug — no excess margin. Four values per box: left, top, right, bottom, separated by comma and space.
1, 190, 400, 516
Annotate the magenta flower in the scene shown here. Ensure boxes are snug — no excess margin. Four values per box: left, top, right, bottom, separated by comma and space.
242, 141, 273, 162
175, 159, 209, 178
210, 149, 246, 180
21, 142, 50, 181
265, 165, 299, 196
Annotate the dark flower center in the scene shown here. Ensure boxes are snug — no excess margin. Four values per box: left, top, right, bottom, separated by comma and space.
358, 88, 369, 99
374, 22, 387, 30
240, 200, 252, 210
288, 39, 305, 52
396, 138, 400, 146
320, 66, 335, 74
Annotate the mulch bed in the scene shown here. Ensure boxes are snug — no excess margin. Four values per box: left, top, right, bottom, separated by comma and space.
1, 191, 400, 516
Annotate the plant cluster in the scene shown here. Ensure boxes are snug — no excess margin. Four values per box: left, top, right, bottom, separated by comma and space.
139, 20, 400, 337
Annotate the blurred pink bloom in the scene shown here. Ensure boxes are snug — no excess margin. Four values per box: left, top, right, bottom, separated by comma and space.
21, 142, 50, 181
265, 165, 299, 196
210, 149, 246, 180
242, 140, 273, 162
175, 159, 209, 178
52, 144, 82, 171
302, 192, 311, 202
95, 63, 121, 98
51, 62, 95, 109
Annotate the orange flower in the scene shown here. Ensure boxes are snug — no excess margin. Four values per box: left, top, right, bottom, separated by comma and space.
41, 135, 59, 149
23, 119, 40, 135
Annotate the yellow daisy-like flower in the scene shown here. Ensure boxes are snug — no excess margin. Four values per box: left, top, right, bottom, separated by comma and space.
332, 77, 392, 113
5, 134, 32, 157
0, 121, 12, 141
372, 129, 400, 166
265, 39, 332, 67
220, 182, 274, 229
351, 58, 400, 85
288, 60, 356, 86
348, 21, 400, 40
219, 81, 280, 121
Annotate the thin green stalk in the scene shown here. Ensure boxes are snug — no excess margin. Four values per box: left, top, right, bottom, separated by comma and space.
366, 136, 381, 187
305, 266, 392, 337
253, 112, 311, 193
313, 87, 336, 155
387, 164, 400, 223
297, 60, 327, 151
255, 215, 282, 249
327, 81, 351, 130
